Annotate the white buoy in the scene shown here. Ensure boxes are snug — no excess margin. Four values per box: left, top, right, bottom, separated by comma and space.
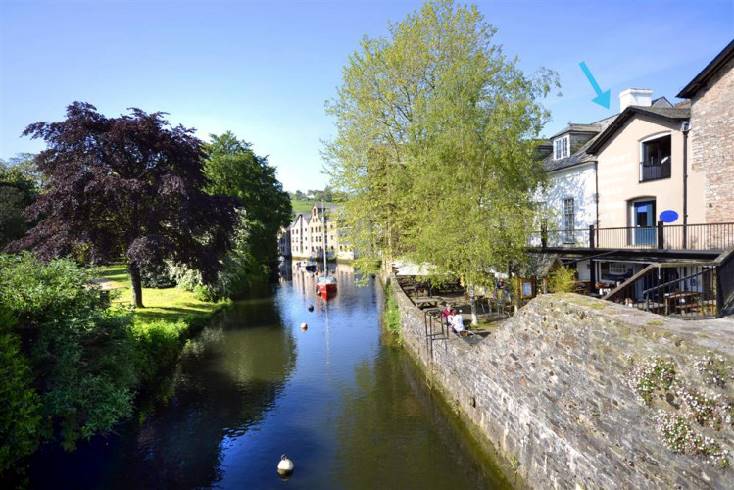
277, 454, 294, 477
300, 322, 308, 331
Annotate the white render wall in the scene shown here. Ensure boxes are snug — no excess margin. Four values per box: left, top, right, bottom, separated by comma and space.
542, 163, 597, 282
543, 163, 597, 242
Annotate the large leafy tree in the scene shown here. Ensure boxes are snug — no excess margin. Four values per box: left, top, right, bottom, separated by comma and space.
204, 131, 291, 266
11, 102, 238, 307
326, 0, 557, 322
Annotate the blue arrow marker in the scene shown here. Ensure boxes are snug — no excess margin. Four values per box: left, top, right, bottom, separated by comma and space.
579, 61, 611, 109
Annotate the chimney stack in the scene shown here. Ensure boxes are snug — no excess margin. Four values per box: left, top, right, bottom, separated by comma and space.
619, 88, 653, 112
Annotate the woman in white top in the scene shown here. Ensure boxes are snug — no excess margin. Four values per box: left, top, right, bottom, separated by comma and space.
449, 309, 465, 333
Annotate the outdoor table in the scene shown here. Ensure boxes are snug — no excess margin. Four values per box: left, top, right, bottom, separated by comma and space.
664, 291, 702, 316
414, 298, 439, 309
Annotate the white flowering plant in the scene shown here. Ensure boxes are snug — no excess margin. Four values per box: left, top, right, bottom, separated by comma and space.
628, 355, 734, 470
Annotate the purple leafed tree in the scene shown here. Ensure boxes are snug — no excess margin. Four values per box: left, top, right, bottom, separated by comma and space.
10, 102, 238, 307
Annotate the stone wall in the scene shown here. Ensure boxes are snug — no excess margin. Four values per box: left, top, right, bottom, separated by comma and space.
391, 278, 734, 489
688, 56, 734, 224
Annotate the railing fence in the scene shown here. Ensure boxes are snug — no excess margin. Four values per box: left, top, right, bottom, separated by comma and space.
532, 222, 734, 251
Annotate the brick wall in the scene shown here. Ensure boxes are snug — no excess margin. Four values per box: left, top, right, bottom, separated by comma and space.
391, 277, 734, 489
689, 57, 734, 223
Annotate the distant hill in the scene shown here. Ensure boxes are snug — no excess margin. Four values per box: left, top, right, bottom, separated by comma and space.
290, 198, 341, 218
291, 199, 315, 215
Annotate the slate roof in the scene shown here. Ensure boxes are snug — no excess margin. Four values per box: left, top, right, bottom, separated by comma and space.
586, 105, 690, 154
548, 123, 601, 139
678, 39, 734, 98
542, 115, 617, 172
651, 96, 673, 108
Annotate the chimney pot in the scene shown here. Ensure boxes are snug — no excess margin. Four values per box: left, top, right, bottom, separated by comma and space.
619, 88, 653, 112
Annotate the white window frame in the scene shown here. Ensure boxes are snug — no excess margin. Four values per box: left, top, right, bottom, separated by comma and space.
553, 135, 570, 160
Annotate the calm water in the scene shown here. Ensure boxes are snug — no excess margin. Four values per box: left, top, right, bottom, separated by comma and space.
27, 264, 510, 489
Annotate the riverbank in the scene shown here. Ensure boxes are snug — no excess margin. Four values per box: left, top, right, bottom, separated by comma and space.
388, 272, 734, 489
96, 264, 231, 393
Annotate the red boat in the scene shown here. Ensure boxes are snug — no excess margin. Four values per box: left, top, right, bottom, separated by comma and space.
317, 275, 337, 297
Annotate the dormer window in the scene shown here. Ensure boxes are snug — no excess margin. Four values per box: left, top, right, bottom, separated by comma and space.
553, 135, 569, 160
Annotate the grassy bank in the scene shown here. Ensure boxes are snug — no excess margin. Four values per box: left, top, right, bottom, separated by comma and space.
291, 198, 315, 215
97, 264, 228, 327
96, 264, 230, 401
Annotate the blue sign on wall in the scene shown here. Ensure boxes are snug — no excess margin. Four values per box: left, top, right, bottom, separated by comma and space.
660, 210, 679, 223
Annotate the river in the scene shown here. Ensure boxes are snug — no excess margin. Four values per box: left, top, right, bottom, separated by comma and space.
28, 263, 510, 489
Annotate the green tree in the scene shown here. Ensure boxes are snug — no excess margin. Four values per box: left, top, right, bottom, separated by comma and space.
13, 103, 238, 308
0, 154, 39, 249
204, 131, 292, 268
325, 0, 557, 322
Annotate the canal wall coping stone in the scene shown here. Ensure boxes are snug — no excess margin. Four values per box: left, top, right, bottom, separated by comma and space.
390, 276, 734, 489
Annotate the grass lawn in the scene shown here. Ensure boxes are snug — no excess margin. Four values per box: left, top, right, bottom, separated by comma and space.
96, 264, 227, 324
291, 198, 316, 215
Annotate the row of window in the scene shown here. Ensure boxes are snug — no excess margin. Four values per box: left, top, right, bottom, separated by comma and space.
553, 133, 672, 183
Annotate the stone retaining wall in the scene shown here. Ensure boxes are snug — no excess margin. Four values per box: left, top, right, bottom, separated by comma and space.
390, 276, 734, 489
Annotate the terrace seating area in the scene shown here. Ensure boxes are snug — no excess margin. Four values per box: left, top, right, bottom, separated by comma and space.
602, 258, 730, 319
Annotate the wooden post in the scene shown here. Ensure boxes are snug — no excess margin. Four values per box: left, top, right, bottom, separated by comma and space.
657, 220, 664, 250
541, 222, 548, 248
589, 224, 595, 249
715, 266, 723, 317
589, 260, 596, 295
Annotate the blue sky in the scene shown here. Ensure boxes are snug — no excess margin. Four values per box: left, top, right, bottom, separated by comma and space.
1, 0, 732, 192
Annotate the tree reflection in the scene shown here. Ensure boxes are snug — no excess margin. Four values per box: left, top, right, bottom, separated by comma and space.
29, 297, 296, 490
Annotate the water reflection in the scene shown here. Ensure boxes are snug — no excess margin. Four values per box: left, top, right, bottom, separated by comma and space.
26, 262, 508, 490
28, 296, 296, 490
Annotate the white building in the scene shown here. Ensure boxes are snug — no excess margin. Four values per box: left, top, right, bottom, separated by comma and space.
538, 118, 615, 279
288, 204, 355, 261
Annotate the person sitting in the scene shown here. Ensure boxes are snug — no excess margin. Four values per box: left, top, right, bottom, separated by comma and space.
448, 309, 473, 336
441, 303, 452, 325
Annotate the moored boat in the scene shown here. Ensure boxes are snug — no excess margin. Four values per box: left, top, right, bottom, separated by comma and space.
304, 262, 318, 272
316, 274, 337, 297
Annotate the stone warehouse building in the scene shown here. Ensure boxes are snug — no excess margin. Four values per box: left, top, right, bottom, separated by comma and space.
283, 203, 355, 261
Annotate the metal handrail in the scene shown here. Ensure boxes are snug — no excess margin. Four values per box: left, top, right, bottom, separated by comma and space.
642, 267, 715, 297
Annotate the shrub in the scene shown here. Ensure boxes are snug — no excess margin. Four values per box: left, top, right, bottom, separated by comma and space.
131, 319, 188, 383
383, 284, 402, 342
547, 266, 576, 293
0, 324, 41, 474
0, 253, 138, 453
141, 262, 176, 288
168, 219, 269, 301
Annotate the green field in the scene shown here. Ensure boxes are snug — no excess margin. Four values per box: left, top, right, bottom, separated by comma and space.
291, 198, 315, 215
96, 264, 227, 324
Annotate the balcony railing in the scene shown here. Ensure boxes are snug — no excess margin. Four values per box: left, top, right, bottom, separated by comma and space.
530, 222, 734, 252
640, 159, 671, 182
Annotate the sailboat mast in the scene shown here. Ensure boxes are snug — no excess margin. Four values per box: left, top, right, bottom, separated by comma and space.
322, 201, 327, 271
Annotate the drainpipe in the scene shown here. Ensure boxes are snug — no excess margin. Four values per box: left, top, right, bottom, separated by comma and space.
594, 161, 600, 231
594, 161, 600, 289
682, 121, 690, 249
